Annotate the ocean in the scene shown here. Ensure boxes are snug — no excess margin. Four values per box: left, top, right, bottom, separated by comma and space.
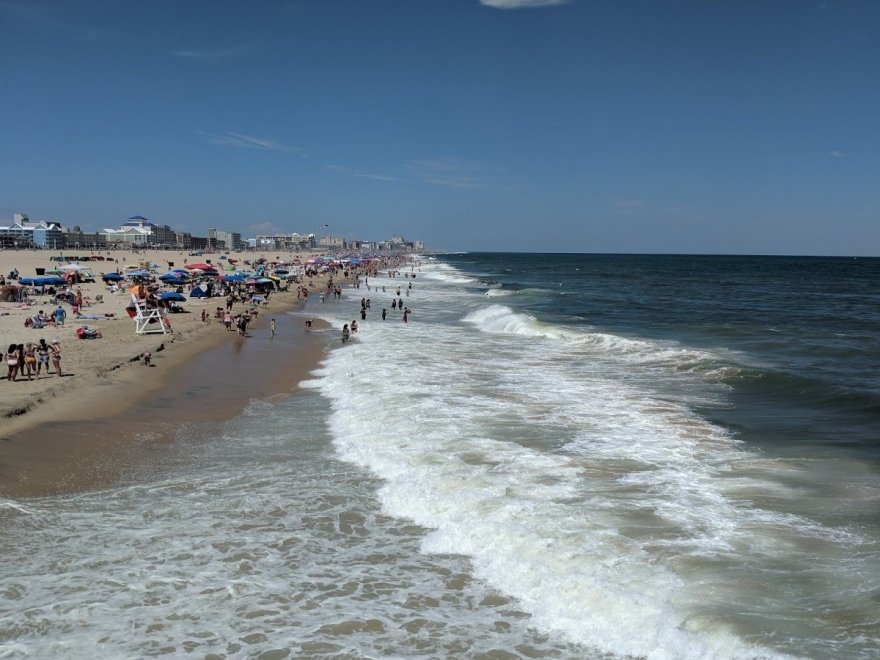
1, 253, 878, 659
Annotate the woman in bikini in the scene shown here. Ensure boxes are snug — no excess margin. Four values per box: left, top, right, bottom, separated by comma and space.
50, 341, 63, 377
6, 343, 19, 381
23, 342, 37, 380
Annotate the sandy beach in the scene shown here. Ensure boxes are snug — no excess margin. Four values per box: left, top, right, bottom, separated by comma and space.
0, 248, 335, 496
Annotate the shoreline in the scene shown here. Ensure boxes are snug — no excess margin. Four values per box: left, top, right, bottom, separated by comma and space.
0, 248, 337, 498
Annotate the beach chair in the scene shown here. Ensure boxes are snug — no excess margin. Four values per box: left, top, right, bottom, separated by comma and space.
129, 294, 172, 335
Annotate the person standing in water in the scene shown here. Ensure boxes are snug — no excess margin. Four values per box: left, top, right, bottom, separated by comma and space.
270, 318, 276, 336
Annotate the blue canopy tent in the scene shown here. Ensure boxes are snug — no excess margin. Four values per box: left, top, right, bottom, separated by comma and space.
189, 287, 208, 298
18, 276, 67, 286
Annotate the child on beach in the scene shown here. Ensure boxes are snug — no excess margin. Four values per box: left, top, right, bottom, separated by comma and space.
270, 318, 276, 336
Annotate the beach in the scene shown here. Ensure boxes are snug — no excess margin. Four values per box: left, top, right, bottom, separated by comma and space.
0, 248, 332, 496
1, 252, 879, 658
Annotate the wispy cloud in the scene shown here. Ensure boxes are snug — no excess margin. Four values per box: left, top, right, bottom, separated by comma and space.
479, 0, 567, 9
830, 150, 844, 158
171, 46, 248, 60
199, 131, 304, 155
407, 157, 502, 188
2, 2, 102, 41
614, 200, 643, 216
325, 165, 403, 182
248, 222, 284, 234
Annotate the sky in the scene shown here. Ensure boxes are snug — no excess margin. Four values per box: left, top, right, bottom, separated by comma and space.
1, 0, 878, 255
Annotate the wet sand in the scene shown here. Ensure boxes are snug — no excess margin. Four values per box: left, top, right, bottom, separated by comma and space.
0, 312, 332, 499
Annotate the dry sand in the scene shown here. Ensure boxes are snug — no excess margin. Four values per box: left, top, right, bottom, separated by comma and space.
0, 248, 337, 496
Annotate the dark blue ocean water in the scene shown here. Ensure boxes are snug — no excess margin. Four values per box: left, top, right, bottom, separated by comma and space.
441, 253, 880, 461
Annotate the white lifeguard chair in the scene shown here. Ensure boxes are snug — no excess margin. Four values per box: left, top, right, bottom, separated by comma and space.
130, 294, 172, 335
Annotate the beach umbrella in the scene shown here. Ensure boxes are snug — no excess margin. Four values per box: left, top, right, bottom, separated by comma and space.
185, 262, 212, 270
102, 273, 123, 281
222, 274, 246, 282
159, 292, 186, 302
256, 277, 274, 284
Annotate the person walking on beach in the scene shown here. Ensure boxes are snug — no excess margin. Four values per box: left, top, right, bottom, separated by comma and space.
54, 304, 66, 327
270, 318, 276, 336
403, 307, 410, 323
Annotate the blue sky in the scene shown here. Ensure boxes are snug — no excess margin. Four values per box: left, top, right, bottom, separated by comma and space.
1, 0, 878, 255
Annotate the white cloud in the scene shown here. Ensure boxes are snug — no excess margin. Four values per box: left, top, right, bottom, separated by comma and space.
171, 46, 248, 59
614, 200, 643, 216
830, 150, 844, 158
200, 131, 304, 155
325, 164, 403, 182
479, 0, 567, 9
407, 157, 502, 188
248, 222, 283, 233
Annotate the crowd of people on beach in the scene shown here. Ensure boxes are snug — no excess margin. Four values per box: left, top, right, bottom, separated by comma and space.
339, 261, 418, 343
4, 338, 62, 381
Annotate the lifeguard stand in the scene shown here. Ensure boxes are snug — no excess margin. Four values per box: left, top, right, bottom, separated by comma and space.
130, 294, 172, 335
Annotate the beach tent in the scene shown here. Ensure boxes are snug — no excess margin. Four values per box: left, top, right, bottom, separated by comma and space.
189, 286, 207, 298
18, 276, 67, 286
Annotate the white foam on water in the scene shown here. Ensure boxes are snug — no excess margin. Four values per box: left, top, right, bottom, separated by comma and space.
305, 328, 788, 655
418, 262, 479, 285
0, 395, 587, 658
300, 259, 880, 659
